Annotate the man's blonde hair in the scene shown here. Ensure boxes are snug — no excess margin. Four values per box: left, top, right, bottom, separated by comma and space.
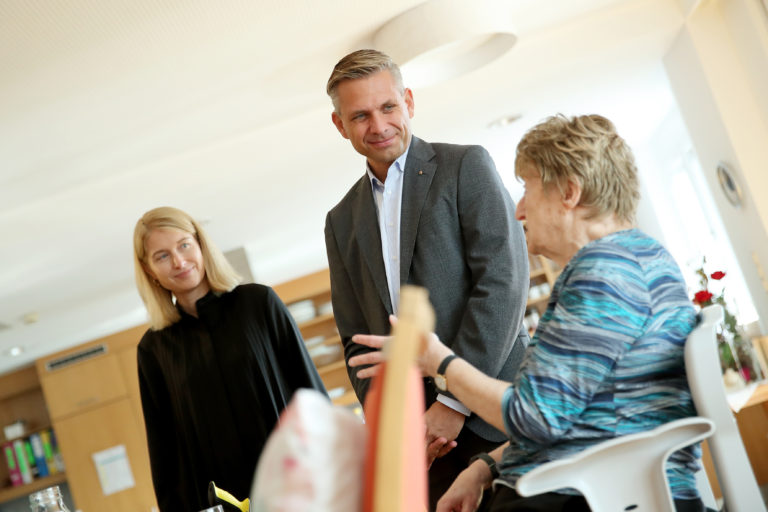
515, 114, 640, 223
326, 49, 404, 113
133, 206, 241, 330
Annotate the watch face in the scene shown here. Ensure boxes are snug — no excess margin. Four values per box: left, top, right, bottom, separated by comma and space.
435, 374, 447, 392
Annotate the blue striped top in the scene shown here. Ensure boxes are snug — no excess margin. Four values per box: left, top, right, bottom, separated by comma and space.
498, 229, 700, 499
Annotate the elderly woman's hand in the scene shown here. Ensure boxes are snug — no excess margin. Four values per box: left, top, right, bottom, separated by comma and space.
416, 332, 454, 378
435, 460, 491, 512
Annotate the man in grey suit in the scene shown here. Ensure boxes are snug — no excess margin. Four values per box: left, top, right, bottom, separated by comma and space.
324, 49, 529, 508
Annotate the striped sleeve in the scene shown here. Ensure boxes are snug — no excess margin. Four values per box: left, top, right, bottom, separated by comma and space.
504, 243, 652, 444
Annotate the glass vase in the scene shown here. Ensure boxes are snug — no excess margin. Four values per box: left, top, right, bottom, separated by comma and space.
717, 327, 745, 385
29, 486, 71, 512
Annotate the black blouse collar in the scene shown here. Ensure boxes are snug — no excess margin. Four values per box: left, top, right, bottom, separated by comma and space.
176, 289, 226, 325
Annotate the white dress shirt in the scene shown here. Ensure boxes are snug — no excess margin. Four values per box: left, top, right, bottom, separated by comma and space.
366, 143, 470, 416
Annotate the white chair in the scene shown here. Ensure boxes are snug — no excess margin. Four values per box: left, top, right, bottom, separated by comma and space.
515, 417, 714, 512
516, 304, 767, 512
685, 305, 766, 512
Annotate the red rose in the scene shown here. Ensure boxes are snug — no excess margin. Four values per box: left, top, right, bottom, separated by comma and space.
694, 290, 714, 304
710, 271, 726, 280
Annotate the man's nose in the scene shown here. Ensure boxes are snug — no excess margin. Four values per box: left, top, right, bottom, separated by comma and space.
369, 112, 387, 135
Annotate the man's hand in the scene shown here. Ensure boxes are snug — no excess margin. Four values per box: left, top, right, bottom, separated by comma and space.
425, 401, 464, 463
435, 461, 490, 512
426, 436, 457, 469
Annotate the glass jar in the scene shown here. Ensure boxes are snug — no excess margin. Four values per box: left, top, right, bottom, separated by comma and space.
29, 486, 71, 512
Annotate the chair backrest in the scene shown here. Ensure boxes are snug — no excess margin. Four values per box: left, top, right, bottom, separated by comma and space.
684, 304, 767, 512
515, 417, 715, 512
363, 285, 435, 512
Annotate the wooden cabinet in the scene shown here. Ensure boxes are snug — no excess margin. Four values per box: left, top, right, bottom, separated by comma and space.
524, 254, 559, 335
272, 269, 359, 409
41, 353, 127, 420
52, 399, 155, 512
35, 324, 156, 512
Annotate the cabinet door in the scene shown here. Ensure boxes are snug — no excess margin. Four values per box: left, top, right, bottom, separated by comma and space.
52, 398, 157, 512
41, 353, 127, 420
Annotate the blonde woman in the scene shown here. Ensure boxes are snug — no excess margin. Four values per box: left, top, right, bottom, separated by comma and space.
134, 206, 325, 511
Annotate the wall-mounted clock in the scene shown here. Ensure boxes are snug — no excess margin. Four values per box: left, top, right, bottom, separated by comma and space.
716, 162, 743, 208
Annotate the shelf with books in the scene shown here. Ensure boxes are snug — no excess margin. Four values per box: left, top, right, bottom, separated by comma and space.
0, 366, 68, 506
2, 427, 66, 496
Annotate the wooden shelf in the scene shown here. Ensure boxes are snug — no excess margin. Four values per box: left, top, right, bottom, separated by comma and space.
321, 334, 342, 348
0, 472, 67, 504
298, 312, 335, 331
272, 269, 332, 305
2, 424, 54, 445
318, 358, 346, 377
525, 255, 559, 335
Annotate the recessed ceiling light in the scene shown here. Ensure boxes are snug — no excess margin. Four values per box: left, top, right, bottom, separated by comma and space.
6, 346, 24, 357
487, 114, 522, 130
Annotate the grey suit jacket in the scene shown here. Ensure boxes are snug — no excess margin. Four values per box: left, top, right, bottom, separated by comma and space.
324, 136, 530, 441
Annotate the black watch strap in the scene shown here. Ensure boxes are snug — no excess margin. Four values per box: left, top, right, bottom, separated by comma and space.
437, 354, 458, 375
469, 452, 500, 479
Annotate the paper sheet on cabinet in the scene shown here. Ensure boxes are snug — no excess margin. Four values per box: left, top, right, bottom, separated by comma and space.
92, 444, 135, 496
726, 382, 758, 413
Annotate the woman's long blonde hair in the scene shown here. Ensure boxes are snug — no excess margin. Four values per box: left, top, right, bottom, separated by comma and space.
133, 206, 241, 330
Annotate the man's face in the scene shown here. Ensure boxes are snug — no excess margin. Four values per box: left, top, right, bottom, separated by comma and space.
331, 70, 414, 179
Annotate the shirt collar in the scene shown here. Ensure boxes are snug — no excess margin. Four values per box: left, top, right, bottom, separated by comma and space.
366, 139, 411, 187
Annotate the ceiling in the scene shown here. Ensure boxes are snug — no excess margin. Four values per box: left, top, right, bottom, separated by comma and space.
0, 0, 686, 375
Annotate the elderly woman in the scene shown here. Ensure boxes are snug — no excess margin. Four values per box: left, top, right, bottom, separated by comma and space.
352, 114, 703, 512
133, 206, 326, 511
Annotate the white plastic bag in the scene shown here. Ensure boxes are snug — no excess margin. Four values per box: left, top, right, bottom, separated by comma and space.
250, 389, 366, 512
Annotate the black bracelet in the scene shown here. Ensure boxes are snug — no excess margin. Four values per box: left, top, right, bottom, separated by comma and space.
469, 452, 500, 480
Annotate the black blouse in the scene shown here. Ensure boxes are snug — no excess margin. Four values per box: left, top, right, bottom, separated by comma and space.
137, 284, 327, 511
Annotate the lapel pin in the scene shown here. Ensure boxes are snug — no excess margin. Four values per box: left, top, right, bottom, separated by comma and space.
418, 170, 423, 175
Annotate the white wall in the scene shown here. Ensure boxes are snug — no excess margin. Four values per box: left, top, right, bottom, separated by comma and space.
664, 0, 768, 330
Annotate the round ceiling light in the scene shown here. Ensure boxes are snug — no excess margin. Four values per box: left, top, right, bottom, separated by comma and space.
374, 0, 516, 88
5, 346, 24, 357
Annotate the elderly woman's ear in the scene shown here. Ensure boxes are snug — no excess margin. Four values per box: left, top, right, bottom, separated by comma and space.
562, 179, 582, 209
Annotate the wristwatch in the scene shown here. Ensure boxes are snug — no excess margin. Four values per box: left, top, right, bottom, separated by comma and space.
469, 452, 500, 479
434, 354, 458, 392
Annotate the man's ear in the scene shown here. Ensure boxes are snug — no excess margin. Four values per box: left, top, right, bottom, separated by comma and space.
404, 88, 415, 118
331, 112, 349, 139
562, 179, 582, 210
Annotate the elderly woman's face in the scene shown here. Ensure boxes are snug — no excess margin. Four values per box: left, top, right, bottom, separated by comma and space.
515, 164, 566, 258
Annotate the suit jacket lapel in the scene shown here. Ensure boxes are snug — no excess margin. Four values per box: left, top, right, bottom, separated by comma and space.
400, 137, 436, 284
353, 176, 394, 313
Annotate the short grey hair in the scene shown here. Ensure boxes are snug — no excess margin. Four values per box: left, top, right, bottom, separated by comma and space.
326, 49, 404, 113
515, 114, 640, 223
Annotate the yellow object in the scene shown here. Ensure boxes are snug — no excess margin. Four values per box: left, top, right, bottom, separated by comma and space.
208, 481, 250, 512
